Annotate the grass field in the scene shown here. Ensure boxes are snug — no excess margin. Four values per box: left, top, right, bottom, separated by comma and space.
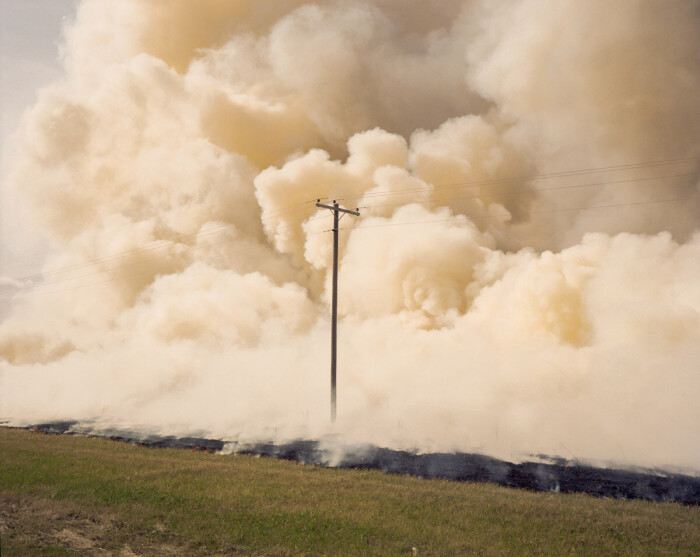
1, 428, 699, 556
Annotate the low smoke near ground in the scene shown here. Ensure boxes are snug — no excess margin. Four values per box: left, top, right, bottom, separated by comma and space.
1, 0, 699, 471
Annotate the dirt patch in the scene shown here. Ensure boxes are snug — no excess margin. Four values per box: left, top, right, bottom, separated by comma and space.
0, 494, 224, 556
2, 495, 111, 554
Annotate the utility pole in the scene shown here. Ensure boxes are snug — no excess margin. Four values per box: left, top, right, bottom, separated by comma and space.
316, 200, 360, 422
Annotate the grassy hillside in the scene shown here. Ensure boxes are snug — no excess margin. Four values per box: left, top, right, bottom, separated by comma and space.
1, 427, 698, 556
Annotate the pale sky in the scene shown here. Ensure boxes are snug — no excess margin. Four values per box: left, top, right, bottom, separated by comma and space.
0, 0, 78, 276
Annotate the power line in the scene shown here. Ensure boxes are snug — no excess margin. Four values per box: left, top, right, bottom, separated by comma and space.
3, 201, 343, 295
4, 191, 699, 301
2, 156, 697, 292
530, 194, 700, 215
334, 155, 699, 202
356, 172, 695, 213
4, 244, 249, 301
1, 199, 319, 285
4, 232, 243, 294
1, 212, 321, 289
341, 193, 700, 233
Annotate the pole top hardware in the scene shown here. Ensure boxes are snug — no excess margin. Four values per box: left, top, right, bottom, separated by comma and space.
316, 202, 360, 216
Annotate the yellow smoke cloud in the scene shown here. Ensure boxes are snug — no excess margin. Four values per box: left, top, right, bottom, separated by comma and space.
1, 0, 699, 470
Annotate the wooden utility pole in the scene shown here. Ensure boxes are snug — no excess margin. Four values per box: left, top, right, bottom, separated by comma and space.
316, 200, 360, 422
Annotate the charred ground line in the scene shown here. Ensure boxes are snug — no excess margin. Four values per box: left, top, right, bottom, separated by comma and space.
8, 422, 700, 505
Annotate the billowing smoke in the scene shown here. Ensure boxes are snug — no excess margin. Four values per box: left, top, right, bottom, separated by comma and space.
1, 0, 699, 471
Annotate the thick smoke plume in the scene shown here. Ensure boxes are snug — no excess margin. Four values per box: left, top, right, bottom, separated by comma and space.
1, 0, 699, 470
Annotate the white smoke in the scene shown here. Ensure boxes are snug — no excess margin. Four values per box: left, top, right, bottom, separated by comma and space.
1, 0, 699, 470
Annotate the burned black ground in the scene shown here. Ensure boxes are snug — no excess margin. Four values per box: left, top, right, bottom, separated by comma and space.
19, 421, 700, 505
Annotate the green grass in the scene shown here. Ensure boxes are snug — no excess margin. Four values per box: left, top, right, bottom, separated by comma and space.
1, 428, 699, 556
